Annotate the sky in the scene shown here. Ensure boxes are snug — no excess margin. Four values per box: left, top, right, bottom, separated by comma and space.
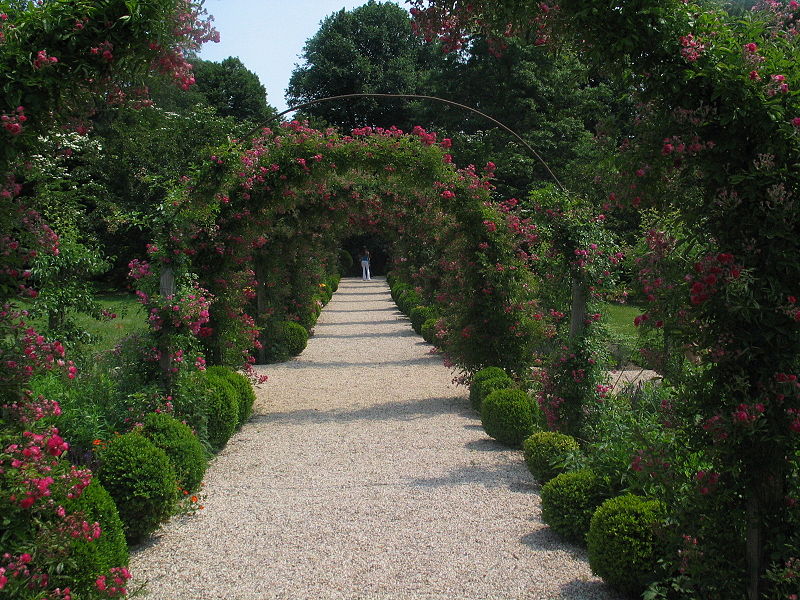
198, 0, 405, 114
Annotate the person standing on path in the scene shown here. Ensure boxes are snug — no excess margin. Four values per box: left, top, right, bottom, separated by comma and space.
359, 247, 371, 280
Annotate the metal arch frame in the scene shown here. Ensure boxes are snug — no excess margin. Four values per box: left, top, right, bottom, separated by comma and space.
250, 92, 564, 192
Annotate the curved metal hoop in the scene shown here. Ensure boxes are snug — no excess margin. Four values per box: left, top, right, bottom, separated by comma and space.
251, 92, 564, 192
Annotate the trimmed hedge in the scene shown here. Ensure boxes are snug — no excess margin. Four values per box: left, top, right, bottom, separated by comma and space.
587, 494, 665, 596
421, 317, 438, 344
480, 388, 538, 447
206, 365, 256, 425
541, 469, 609, 543
470, 374, 513, 412
98, 432, 177, 543
65, 479, 128, 592
410, 305, 437, 334
141, 412, 207, 493
283, 320, 309, 356
203, 372, 239, 452
523, 431, 581, 484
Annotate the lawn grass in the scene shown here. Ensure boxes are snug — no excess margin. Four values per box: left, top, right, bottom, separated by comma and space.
17, 293, 147, 357
600, 302, 642, 339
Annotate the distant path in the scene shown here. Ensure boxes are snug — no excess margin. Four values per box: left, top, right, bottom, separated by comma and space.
130, 277, 621, 600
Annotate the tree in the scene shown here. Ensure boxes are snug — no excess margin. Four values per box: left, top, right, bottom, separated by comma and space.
190, 57, 277, 123
286, 1, 440, 131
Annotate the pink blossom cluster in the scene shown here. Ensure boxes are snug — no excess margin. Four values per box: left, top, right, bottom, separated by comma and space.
2, 106, 27, 136
127, 258, 152, 280
32, 49, 59, 69
679, 34, 706, 62
695, 470, 720, 495
687, 252, 741, 306
766, 73, 790, 96
95, 566, 132, 597
148, 291, 212, 334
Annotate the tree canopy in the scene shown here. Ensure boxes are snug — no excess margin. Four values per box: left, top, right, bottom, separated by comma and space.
286, 0, 440, 130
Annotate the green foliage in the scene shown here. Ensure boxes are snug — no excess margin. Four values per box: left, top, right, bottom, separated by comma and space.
523, 431, 581, 484
409, 305, 436, 334
140, 412, 207, 493
202, 372, 239, 452
421, 316, 438, 344
65, 479, 129, 592
587, 494, 665, 596
286, 0, 440, 131
98, 432, 177, 544
472, 366, 508, 385
541, 469, 609, 543
470, 374, 513, 412
397, 288, 422, 315
190, 57, 277, 123
339, 249, 354, 274
480, 388, 538, 447
205, 366, 256, 426
282, 321, 309, 357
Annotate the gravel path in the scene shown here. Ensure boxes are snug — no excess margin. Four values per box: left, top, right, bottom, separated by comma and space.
130, 277, 622, 600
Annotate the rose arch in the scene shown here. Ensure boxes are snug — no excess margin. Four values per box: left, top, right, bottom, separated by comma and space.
133, 120, 548, 387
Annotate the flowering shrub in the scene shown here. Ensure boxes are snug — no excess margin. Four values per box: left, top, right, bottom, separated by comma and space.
410, 1, 800, 595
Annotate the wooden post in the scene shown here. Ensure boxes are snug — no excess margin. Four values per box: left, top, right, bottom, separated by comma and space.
159, 266, 176, 390
569, 273, 588, 344
255, 258, 267, 364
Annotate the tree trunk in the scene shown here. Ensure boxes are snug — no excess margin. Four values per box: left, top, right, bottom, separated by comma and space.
159, 266, 176, 390
255, 259, 267, 364
569, 273, 588, 345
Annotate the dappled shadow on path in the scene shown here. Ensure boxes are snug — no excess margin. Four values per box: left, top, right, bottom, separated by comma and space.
559, 579, 618, 600
314, 318, 407, 327
251, 395, 473, 426
406, 462, 538, 492
313, 331, 416, 339
274, 356, 441, 369
323, 307, 398, 313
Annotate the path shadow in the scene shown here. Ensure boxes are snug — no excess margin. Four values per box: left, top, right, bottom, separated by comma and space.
333, 291, 388, 296
406, 461, 534, 491
274, 356, 442, 369
313, 331, 416, 339
464, 438, 507, 452
559, 579, 621, 600
315, 319, 407, 326
324, 307, 398, 313
251, 395, 474, 427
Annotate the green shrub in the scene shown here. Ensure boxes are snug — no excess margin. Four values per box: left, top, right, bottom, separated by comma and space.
98, 432, 177, 543
391, 282, 410, 304
523, 431, 581, 483
141, 412, 207, 493
421, 317, 438, 344
398, 289, 421, 315
409, 305, 436, 334
480, 388, 537, 447
473, 366, 508, 385
283, 320, 309, 356
203, 372, 239, 452
339, 249, 353, 274
329, 273, 340, 292
65, 479, 128, 593
469, 367, 509, 409
470, 374, 513, 411
587, 494, 665, 596
541, 469, 610, 543
206, 366, 256, 425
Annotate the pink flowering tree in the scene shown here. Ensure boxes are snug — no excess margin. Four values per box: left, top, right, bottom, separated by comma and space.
1, 1, 218, 596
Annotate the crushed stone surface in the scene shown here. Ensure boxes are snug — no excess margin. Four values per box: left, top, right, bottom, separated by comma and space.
130, 277, 623, 600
